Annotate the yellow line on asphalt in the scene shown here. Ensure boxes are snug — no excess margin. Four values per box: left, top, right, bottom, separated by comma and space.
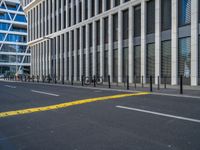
0, 92, 150, 118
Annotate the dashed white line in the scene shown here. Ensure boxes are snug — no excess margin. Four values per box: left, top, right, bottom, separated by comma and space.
31, 90, 59, 97
116, 105, 200, 124
4, 85, 16, 89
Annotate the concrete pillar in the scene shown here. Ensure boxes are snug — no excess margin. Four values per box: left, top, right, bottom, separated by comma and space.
141, 0, 147, 83
155, 0, 161, 84
39, 43, 42, 78
61, 0, 64, 29
88, 0, 92, 18
93, 21, 97, 76
52, 0, 55, 32
48, 0, 51, 34
118, 11, 123, 83
171, 0, 178, 85
49, 40, 52, 76
60, 35, 64, 81
56, 0, 59, 31
102, 0, 106, 12
46, 41, 48, 76
82, 0, 85, 21
128, 6, 134, 83
76, 0, 80, 23
86, 24, 90, 77
74, 29, 78, 81
108, 15, 113, 82
66, 0, 69, 27
45, 0, 47, 35
64, 33, 67, 81
69, 31, 72, 81
56, 36, 59, 80
38, 5, 40, 38
80, 27, 83, 80
42, 42, 45, 76
100, 18, 104, 77
71, 0, 74, 25
111, 0, 114, 8
191, 0, 199, 86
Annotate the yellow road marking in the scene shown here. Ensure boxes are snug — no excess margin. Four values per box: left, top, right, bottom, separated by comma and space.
0, 92, 150, 118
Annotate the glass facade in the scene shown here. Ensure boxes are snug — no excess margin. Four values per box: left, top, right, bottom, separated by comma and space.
178, 0, 191, 26
161, 0, 171, 31
178, 37, 191, 79
146, 43, 155, 79
0, 0, 30, 75
134, 46, 141, 82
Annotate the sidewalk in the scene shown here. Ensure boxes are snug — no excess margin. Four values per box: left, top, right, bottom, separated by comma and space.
1, 78, 200, 98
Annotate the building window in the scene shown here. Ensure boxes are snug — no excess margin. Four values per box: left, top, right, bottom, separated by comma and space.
104, 17, 108, 44
199, 1, 200, 23
91, 0, 95, 17
146, 43, 155, 79
147, 0, 155, 34
96, 20, 100, 45
178, 0, 191, 26
113, 49, 118, 82
89, 23, 93, 47
178, 37, 191, 79
123, 9, 129, 40
161, 0, 171, 31
114, 0, 120, 6
161, 41, 171, 83
113, 13, 118, 42
106, 0, 110, 11
134, 5, 141, 37
97, 51, 100, 76
98, 0, 102, 14
134, 45, 141, 82
198, 36, 200, 80
123, 47, 128, 82
104, 51, 108, 80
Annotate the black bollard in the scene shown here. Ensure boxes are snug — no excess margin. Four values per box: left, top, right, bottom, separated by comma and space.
150, 76, 153, 92
180, 75, 183, 94
126, 75, 129, 90
81, 75, 84, 86
93, 75, 96, 87
108, 75, 111, 88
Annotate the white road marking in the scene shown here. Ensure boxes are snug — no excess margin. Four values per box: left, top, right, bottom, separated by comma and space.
4, 85, 16, 89
31, 90, 59, 97
116, 105, 200, 124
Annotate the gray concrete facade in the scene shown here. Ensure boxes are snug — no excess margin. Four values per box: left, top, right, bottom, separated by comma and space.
21, 0, 200, 86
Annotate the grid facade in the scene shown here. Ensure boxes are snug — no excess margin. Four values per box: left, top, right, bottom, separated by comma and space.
21, 0, 200, 85
0, 0, 30, 75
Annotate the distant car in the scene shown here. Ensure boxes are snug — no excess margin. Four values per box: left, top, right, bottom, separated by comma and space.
0, 74, 5, 78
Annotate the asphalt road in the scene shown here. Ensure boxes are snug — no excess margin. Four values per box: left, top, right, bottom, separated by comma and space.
0, 81, 200, 150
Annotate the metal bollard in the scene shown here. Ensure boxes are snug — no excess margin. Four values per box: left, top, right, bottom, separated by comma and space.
108, 75, 111, 88
180, 75, 183, 94
126, 75, 129, 90
93, 75, 96, 87
81, 75, 84, 86
150, 76, 153, 92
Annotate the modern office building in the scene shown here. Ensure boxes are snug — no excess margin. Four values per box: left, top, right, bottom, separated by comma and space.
21, 0, 200, 85
0, 0, 30, 75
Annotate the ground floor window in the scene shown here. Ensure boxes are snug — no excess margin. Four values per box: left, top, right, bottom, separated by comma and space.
146, 43, 155, 82
113, 49, 118, 82
97, 51, 100, 77
161, 40, 171, 84
123, 47, 128, 82
134, 45, 141, 83
104, 50, 108, 81
178, 37, 191, 85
